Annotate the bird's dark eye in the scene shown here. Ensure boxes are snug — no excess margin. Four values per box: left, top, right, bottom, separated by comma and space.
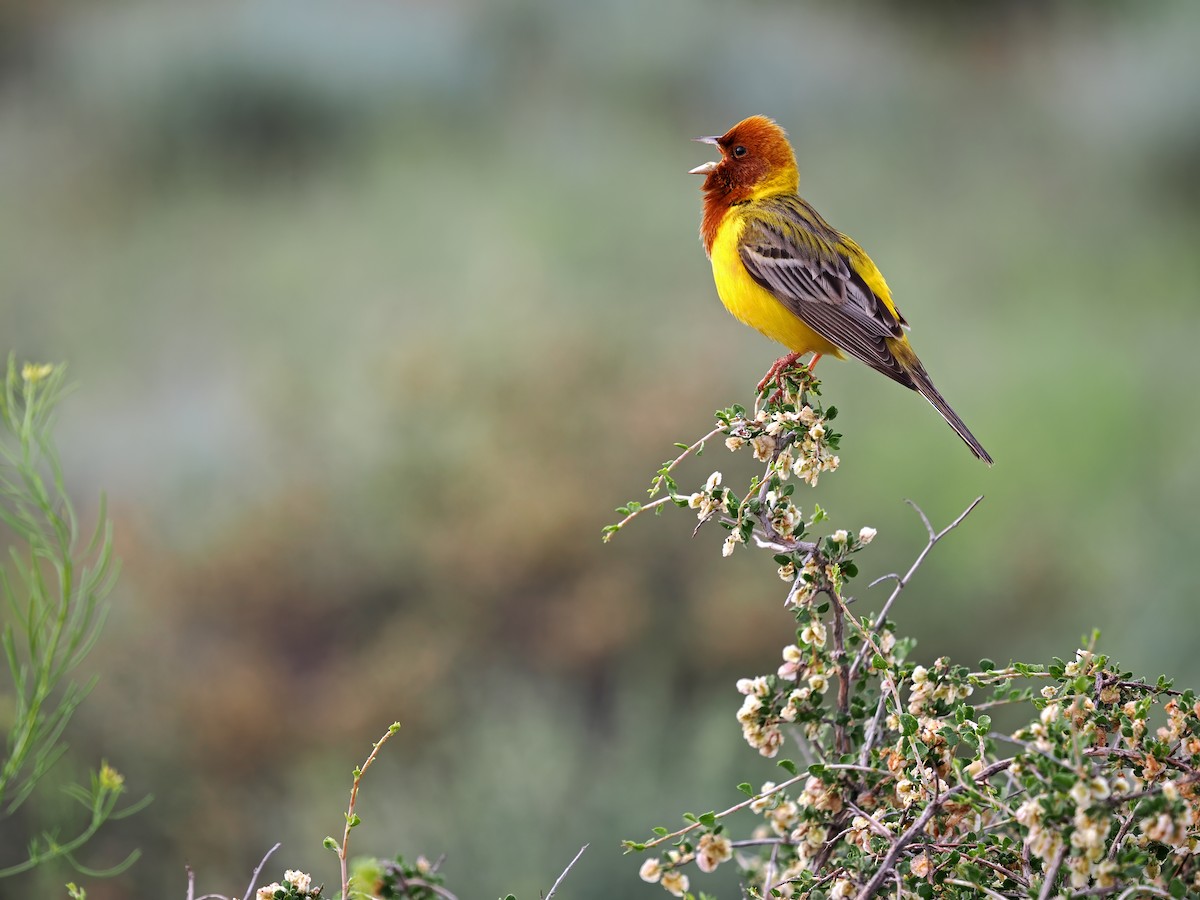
733, 145, 748, 157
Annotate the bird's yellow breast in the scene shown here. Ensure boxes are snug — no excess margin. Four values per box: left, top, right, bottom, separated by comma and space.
709, 212, 843, 358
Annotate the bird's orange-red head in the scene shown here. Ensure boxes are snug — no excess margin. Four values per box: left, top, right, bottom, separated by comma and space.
692, 116, 799, 252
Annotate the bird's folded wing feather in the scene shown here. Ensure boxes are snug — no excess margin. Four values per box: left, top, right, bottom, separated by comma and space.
737, 205, 913, 386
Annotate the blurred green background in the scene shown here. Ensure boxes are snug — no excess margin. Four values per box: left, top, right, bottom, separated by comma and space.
3, 0, 1199, 897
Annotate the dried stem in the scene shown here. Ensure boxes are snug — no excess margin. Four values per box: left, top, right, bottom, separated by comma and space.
543, 844, 588, 900
848, 497, 983, 684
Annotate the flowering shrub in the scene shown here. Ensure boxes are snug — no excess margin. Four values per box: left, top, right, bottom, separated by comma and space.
611, 365, 1200, 900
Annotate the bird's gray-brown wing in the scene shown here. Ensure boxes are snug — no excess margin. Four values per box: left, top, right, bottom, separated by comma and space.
737, 198, 913, 387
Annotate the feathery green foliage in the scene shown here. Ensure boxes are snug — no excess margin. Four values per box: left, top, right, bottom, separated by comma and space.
0, 356, 145, 882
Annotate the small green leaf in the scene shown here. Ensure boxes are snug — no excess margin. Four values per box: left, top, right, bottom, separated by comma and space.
979, 658, 995, 672
777, 759, 798, 776
698, 812, 717, 828
808, 763, 826, 777
737, 783, 753, 796
900, 714, 918, 736
323, 836, 339, 851
652, 826, 669, 836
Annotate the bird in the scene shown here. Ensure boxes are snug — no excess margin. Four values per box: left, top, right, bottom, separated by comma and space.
689, 115, 993, 465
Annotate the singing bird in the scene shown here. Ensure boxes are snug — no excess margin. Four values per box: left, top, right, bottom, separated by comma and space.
690, 115, 993, 465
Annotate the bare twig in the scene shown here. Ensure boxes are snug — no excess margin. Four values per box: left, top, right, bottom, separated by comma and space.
762, 838, 781, 898
1037, 844, 1067, 900
238, 843, 281, 900
544, 844, 588, 900
848, 497, 983, 684
832, 590, 850, 756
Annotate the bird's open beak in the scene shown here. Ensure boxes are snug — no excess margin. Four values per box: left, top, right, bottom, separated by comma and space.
689, 135, 721, 174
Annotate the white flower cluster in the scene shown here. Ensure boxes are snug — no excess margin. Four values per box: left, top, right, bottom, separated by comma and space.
256, 870, 313, 900
735, 675, 784, 758
906, 659, 972, 715
724, 404, 840, 486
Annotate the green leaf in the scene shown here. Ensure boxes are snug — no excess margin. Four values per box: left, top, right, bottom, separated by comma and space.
652, 826, 669, 836
698, 812, 717, 828
900, 714, 918, 736
777, 759, 798, 776
737, 783, 753, 796
323, 836, 339, 851
807, 763, 826, 777
979, 658, 995, 672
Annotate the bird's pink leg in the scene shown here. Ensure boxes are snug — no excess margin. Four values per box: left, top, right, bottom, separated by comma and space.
756, 351, 802, 394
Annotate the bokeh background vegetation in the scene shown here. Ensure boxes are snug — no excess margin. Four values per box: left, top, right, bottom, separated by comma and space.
3, 1, 1199, 897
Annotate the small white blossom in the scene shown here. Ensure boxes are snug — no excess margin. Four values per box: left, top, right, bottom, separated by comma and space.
639, 858, 663, 883
751, 435, 776, 461
800, 620, 827, 647
858, 526, 877, 544
695, 833, 733, 873
257, 885, 282, 900
831, 529, 848, 544
1069, 779, 1091, 807
660, 869, 689, 897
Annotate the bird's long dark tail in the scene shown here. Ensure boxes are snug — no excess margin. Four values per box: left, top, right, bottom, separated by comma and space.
895, 351, 993, 465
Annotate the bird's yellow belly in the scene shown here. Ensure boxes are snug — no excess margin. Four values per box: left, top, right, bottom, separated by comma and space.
710, 218, 842, 358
